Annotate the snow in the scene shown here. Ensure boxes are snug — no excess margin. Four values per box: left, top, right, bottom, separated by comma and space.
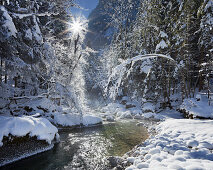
100, 102, 142, 120
106, 115, 115, 122
159, 31, 168, 38
83, 115, 102, 126
32, 16, 42, 42
127, 157, 136, 163
139, 59, 152, 75
179, 1, 184, 11
204, 1, 213, 12
155, 40, 168, 51
100, 101, 184, 121
0, 116, 58, 147
106, 54, 175, 99
25, 29, 33, 40
0, 6, 17, 38
142, 102, 155, 112
180, 97, 213, 118
117, 110, 133, 119
53, 113, 102, 127
125, 119, 213, 170
1, 97, 103, 128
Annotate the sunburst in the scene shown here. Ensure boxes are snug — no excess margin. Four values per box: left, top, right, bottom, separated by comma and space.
68, 15, 88, 37
58, 15, 88, 38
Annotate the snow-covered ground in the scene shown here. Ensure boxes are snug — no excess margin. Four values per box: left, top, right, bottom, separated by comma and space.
0, 97, 103, 127
1, 94, 212, 169
180, 97, 213, 118
0, 98, 103, 167
0, 116, 59, 147
99, 100, 182, 121
99, 97, 213, 170
125, 118, 213, 170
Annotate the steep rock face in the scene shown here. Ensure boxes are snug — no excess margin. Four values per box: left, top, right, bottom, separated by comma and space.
86, 0, 112, 49
86, 0, 140, 50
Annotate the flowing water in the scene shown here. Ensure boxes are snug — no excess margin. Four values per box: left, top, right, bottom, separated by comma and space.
2, 120, 148, 170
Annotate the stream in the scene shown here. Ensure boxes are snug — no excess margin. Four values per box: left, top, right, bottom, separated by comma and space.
2, 120, 148, 170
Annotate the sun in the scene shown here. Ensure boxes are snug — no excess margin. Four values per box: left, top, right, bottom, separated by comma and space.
69, 16, 88, 36
70, 20, 83, 35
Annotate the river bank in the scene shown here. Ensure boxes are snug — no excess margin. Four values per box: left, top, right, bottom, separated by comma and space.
123, 116, 213, 170
0, 119, 149, 170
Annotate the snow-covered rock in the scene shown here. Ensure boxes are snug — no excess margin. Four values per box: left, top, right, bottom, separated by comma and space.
187, 140, 199, 148
83, 115, 102, 126
53, 113, 102, 127
142, 102, 155, 113
125, 165, 137, 170
136, 162, 149, 169
0, 116, 58, 147
117, 111, 132, 119
127, 157, 135, 163
106, 115, 115, 122
148, 148, 161, 155
198, 141, 213, 150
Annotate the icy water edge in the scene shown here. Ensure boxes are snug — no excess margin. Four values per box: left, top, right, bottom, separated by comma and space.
2, 120, 148, 170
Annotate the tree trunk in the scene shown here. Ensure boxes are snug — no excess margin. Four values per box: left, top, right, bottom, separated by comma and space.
0, 58, 2, 83
5, 61, 7, 84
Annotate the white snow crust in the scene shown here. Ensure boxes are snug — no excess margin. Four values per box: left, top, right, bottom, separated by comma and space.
155, 40, 168, 51
180, 97, 213, 118
53, 113, 102, 127
125, 119, 213, 170
0, 116, 58, 147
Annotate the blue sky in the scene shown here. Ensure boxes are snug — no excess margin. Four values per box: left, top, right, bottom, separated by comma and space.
71, 0, 99, 18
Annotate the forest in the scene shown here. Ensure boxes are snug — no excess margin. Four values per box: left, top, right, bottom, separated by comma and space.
0, 0, 213, 169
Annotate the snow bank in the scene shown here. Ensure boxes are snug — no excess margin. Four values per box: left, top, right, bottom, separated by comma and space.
53, 113, 81, 127
53, 113, 102, 127
101, 102, 143, 119
125, 119, 213, 170
180, 97, 213, 118
142, 102, 155, 113
0, 116, 58, 147
100, 101, 183, 121
83, 115, 102, 126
